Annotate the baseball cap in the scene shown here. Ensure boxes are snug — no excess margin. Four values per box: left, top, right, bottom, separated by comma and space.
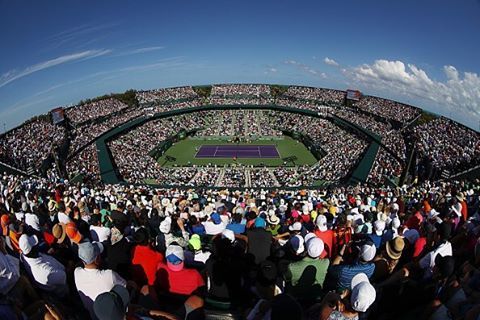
288, 235, 305, 255
359, 243, 376, 262
19, 234, 38, 255
316, 215, 328, 232
304, 232, 316, 243
291, 210, 300, 219
306, 237, 324, 258
66, 222, 82, 244
211, 212, 222, 225
188, 234, 202, 251
166, 244, 184, 271
391, 217, 401, 229
222, 229, 235, 243
351, 273, 376, 312
254, 217, 266, 229
374, 220, 386, 236
403, 228, 420, 245
78, 241, 104, 264
289, 222, 302, 232
159, 217, 171, 234
93, 285, 130, 320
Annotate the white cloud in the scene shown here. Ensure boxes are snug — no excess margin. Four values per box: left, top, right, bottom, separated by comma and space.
343, 59, 480, 126
116, 46, 165, 56
284, 60, 327, 79
324, 57, 339, 67
0, 49, 111, 89
130, 46, 164, 54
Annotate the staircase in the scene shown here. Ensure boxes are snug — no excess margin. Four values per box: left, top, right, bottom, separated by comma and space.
441, 169, 451, 179
244, 168, 252, 187
269, 169, 280, 187
27, 166, 36, 176
215, 169, 225, 186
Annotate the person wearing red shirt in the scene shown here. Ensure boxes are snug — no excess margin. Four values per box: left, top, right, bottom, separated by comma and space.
314, 215, 333, 258
131, 228, 164, 287
405, 209, 424, 230
457, 194, 468, 222
156, 244, 205, 296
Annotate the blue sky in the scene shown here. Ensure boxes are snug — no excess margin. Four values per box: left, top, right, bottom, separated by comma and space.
1, 0, 479, 131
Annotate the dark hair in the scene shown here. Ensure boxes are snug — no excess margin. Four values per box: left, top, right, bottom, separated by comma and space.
58, 201, 66, 212
232, 213, 242, 223
133, 228, 149, 245
189, 215, 198, 225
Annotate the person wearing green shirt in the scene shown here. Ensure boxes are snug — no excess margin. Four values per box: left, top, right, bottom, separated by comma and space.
285, 234, 330, 299
266, 213, 281, 236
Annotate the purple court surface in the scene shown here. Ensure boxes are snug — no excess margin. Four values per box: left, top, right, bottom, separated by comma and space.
195, 145, 279, 158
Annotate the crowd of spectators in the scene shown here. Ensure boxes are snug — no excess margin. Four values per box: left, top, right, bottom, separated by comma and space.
2, 84, 479, 195
209, 96, 273, 106
281, 86, 344, 105
195, 110, 281, 138
218, 168, 247, 188
272, 166, 308, 187
275, 98, 332, 115
136, 87, 200, 104
211, 84, 271, 97
66, 144, 100, 181
188, 167, 221, 187
69, 108, 144, 156
143, 99, 205, 115
367, 149, 403, 185
268, 112, 368, 183
108, 114, 210, 184
101, 110, 370, 187
1, 174, 479, 320
250, 167, 280, 188
353, 96, 420, 124
65, 99, 129, 126
209, 84, 273, 106
334, 108, 406, 161
0, 119, 66, 172
412, 118, 480, 176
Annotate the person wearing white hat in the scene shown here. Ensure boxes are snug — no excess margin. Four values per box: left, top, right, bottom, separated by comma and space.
350, 273, 376, 312
317, 272, 376, 319
285, 236, 329, 297
330, 242, 376, 290
369, 220, 386, 249
20, 234, 68, 296
266, 213, 281, 236
315, 215, 334, 258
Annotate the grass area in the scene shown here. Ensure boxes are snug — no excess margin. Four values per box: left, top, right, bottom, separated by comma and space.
157, 136, 317, 167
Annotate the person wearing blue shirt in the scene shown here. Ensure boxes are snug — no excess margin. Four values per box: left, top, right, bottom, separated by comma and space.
329, 242, 377, 291
226, 213, 246, 234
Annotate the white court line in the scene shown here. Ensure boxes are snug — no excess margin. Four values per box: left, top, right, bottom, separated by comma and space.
213, 146, 219, 157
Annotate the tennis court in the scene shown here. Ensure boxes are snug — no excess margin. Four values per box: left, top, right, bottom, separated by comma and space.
195, 145, 279, 158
